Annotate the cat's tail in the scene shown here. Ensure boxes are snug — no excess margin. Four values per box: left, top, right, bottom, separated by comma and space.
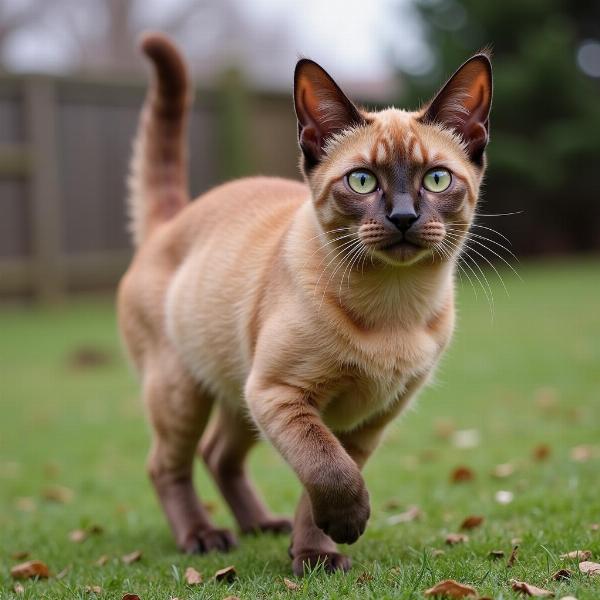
127, 32, 191, 247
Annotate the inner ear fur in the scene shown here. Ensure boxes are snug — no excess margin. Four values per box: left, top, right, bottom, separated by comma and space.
294, 59, 365, 171
420, 54, 493, 164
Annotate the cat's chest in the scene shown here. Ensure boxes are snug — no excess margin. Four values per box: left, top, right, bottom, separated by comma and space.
318, 327, 441, 432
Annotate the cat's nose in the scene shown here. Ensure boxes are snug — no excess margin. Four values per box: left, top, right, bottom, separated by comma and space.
387, 209, 419, 232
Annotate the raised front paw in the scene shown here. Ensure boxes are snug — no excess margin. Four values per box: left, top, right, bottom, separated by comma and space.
311, 481, 370, 544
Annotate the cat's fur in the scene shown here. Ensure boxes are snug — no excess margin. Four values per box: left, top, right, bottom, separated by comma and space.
118, 32, 492, 575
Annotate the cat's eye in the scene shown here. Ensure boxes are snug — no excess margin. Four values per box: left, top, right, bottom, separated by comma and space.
347, 170, 378, 194
423, 168, 452, 193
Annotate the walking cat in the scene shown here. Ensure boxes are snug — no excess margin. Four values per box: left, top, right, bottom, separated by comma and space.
118, 32, 492, 575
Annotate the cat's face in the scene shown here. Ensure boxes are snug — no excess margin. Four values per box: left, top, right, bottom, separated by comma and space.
294, 55, 492, 267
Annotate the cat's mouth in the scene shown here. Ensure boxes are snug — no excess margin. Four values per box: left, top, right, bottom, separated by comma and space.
375, 236, 429, 265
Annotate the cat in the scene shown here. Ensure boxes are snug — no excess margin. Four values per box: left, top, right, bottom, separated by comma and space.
118, 32, 492, 575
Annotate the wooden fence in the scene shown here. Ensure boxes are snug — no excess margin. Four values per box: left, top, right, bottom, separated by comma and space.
0, 72, 300, 301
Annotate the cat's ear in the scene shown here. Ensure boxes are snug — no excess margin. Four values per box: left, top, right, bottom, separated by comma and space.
294, 59, 365, 170
420, 54, 492, 164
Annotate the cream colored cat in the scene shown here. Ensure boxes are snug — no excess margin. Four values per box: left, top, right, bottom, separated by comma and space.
118, 32, 492, 575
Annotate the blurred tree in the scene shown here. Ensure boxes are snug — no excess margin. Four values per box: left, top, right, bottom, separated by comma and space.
398, 0, 600, 254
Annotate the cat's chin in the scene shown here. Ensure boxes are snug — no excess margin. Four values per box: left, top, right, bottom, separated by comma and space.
373, 241, 431, 267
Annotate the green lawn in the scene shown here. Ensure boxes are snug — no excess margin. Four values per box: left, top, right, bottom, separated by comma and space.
1, 259, 599, 599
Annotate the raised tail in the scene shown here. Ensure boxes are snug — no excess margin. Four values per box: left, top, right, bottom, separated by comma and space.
127, 32, 191, 247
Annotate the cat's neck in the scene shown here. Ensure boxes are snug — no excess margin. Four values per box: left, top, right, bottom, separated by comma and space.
288, 202, 455, 330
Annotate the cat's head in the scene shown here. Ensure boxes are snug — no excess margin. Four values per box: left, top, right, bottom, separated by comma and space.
294, 54, 492, 267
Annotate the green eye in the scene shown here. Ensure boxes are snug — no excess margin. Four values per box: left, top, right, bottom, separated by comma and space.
423, 168, 452, 192
347, 170, 378, 194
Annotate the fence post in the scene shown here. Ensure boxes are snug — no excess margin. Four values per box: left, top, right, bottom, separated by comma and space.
23, 76, 64, 302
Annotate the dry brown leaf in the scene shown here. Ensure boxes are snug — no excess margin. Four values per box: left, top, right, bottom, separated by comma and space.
579, 560, 600, 576
507, 545, 519, 567
95, 555, 109, 566
121, 550, 142, 565
356, 571, 374, 584
491, 463, 515, 478
451, 466, 474, 483
510, 579, 554, 597
85, 585, 103, 594
121, 595, 141, 600
386, 505, 422, 525
283, 577, 300, 590
11, 551, 30, 560
590, 523, 599, 531
488, 550, 505, 559
533, 444, 551, 461
214, 565, 236, 583
15, 497, 37, 512
424, 579, 477, 598
551, 569, 572, 581
560, 550, 591, 560
222, 597, 241, 600
69, 529, 88, 543
570, 445, 593, 462
13, 583, 25, 595
10, 560, 50, 579
56, 565, 71, 579
445, 533, 469, 545
434, 418, 456, 439
185, 566, 203, 585
432, 549, 446, 557
460, 515, 484, 530
42, 484, 74, 503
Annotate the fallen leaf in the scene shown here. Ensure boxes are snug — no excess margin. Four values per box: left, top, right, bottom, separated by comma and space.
491, 463, 515, 478
510, 579, 554, 597
424, 579, 477, 598
557, 597, 578, 600
445, 533, 469, 545
590, 523, 599, 531
283, 577, 300, 590
15, 497, 37, 512
10, 560, 50, 579
386, 505, 422, 525
451, 429, 480, 449
552, 569, 572, 581
121, 595, 141, 600
460, 515, 484, 530
507, 545, 519, 567
222, 597, 241, 600
434, 418, 456, 439
42, 484, 74, 503
560, 550, 591, 561
495, 490, 514, 504
451, 466, 474, 483
356, 571, 374, 584
432, 549, 446, 557
214, 565, 236, 583
579, 561, 600, 576
56, 565, 71, 579
489, 550, 505, 559
533, 444, 551, 461
121, 550, 142, 565
570, 445, 592, 462
383, 498, 401, 510
185, 566, 203, 585
11, 551, 30, 560
69, 529, 88, 543
13, 583, 25, 595
85, 585, 102, 594
95, 555, 109, 566
512, 537, 522, 545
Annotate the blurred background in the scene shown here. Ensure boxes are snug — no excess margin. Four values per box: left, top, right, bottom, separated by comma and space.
0, 0, 598, 301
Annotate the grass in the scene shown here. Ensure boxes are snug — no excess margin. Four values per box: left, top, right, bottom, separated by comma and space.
0, 258, 599, 599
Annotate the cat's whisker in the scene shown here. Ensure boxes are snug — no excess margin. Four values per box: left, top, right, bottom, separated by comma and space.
318, 239, 363, 312
446, 228, 519, 262
450, 223, 512, 245
312, 237, 362, 297
344, 243, 367, 294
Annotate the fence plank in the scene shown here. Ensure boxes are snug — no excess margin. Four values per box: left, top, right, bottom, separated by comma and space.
24, 77, 64, 302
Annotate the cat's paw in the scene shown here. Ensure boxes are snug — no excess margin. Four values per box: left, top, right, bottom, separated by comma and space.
292, 551, 352, 576
312, 483, 370, 544
180, 527, 238, 554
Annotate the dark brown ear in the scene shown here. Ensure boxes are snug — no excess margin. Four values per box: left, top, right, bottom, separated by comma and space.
294, 59, 365, 171
420, 54, 492, 164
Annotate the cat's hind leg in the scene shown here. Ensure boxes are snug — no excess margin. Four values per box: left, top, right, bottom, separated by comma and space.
144, 352, 237, 553
200, 404, 292, 535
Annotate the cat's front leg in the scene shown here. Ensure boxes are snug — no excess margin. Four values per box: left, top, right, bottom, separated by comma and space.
245, 377, 370, 545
